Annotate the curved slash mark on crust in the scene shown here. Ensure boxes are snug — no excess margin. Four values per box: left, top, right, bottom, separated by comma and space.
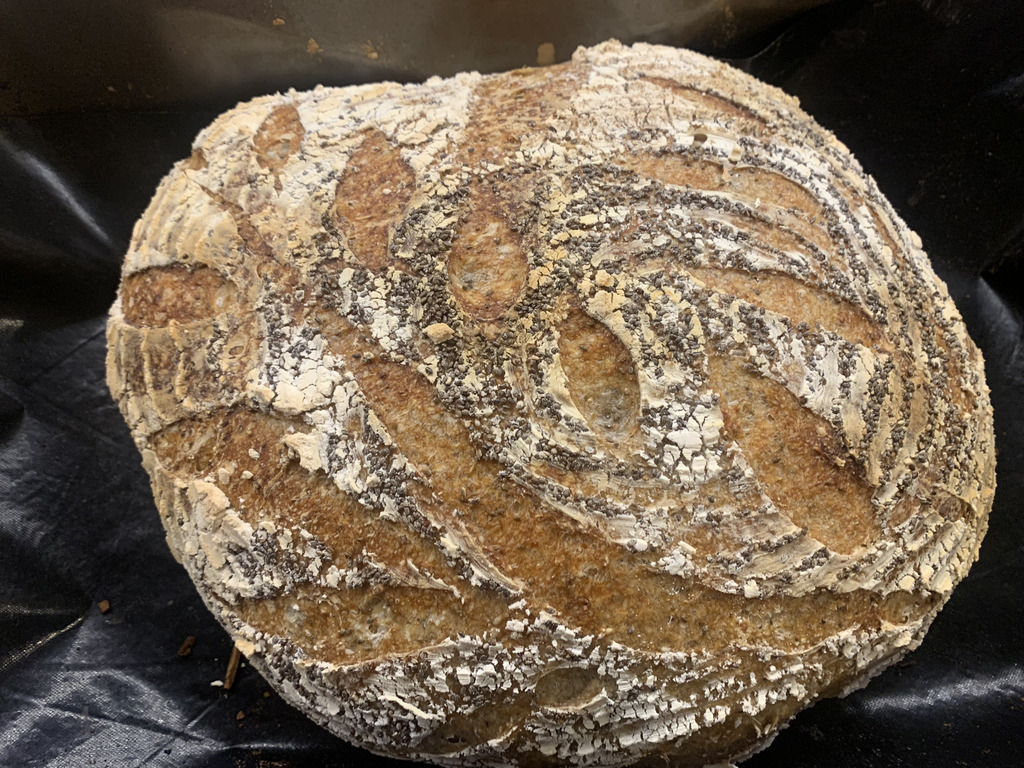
447, 179, 530, 321
197, 184, 276, 263
334, 129, 417, 274
148, 405, 511, 661
314, 313, 525, 597
600, 154, 896, 555
314, 311, 930, 654
557, 300, 642, 440
253, 103, 306, 191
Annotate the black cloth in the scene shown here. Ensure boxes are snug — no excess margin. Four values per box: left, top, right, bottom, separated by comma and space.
2, 1, 1022, 766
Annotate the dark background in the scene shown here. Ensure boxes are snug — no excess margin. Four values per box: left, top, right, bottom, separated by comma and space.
1, 1, 1022, 766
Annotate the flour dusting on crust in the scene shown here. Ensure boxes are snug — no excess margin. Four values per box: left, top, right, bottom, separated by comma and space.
108, 41, 995, 768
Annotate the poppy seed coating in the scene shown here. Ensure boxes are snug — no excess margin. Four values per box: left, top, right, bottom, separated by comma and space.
107, 40, 995, 768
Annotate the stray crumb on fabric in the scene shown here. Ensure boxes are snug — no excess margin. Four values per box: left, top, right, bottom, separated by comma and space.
97, 600, 111, 614
224, 644, 243, 690
307, 38, 323, 55
177, 636, 196, 657
537, 42, 556, 66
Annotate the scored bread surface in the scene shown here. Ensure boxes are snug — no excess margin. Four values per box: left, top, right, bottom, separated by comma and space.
107, 41, 995, 768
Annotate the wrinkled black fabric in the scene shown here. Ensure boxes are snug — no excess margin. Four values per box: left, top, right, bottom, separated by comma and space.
1, 1, 1022, 766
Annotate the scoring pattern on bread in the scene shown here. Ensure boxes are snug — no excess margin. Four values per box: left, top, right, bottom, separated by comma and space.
107, 41, 995, 767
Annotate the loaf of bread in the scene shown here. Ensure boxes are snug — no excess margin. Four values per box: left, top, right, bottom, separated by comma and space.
107, 40, 995, 767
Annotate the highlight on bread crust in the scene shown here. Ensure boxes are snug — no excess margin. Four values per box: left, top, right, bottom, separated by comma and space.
107, 40, 995, 768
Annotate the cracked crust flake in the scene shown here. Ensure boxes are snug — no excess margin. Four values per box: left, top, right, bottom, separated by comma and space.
107, 40, 995, 768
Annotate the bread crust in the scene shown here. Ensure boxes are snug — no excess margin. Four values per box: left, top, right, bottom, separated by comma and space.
107, 40, 995, 767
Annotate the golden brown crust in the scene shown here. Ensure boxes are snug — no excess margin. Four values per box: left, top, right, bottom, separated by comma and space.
107, 40, 995, 768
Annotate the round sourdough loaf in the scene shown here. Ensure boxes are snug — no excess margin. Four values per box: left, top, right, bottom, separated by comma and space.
107, 40, 995, 768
